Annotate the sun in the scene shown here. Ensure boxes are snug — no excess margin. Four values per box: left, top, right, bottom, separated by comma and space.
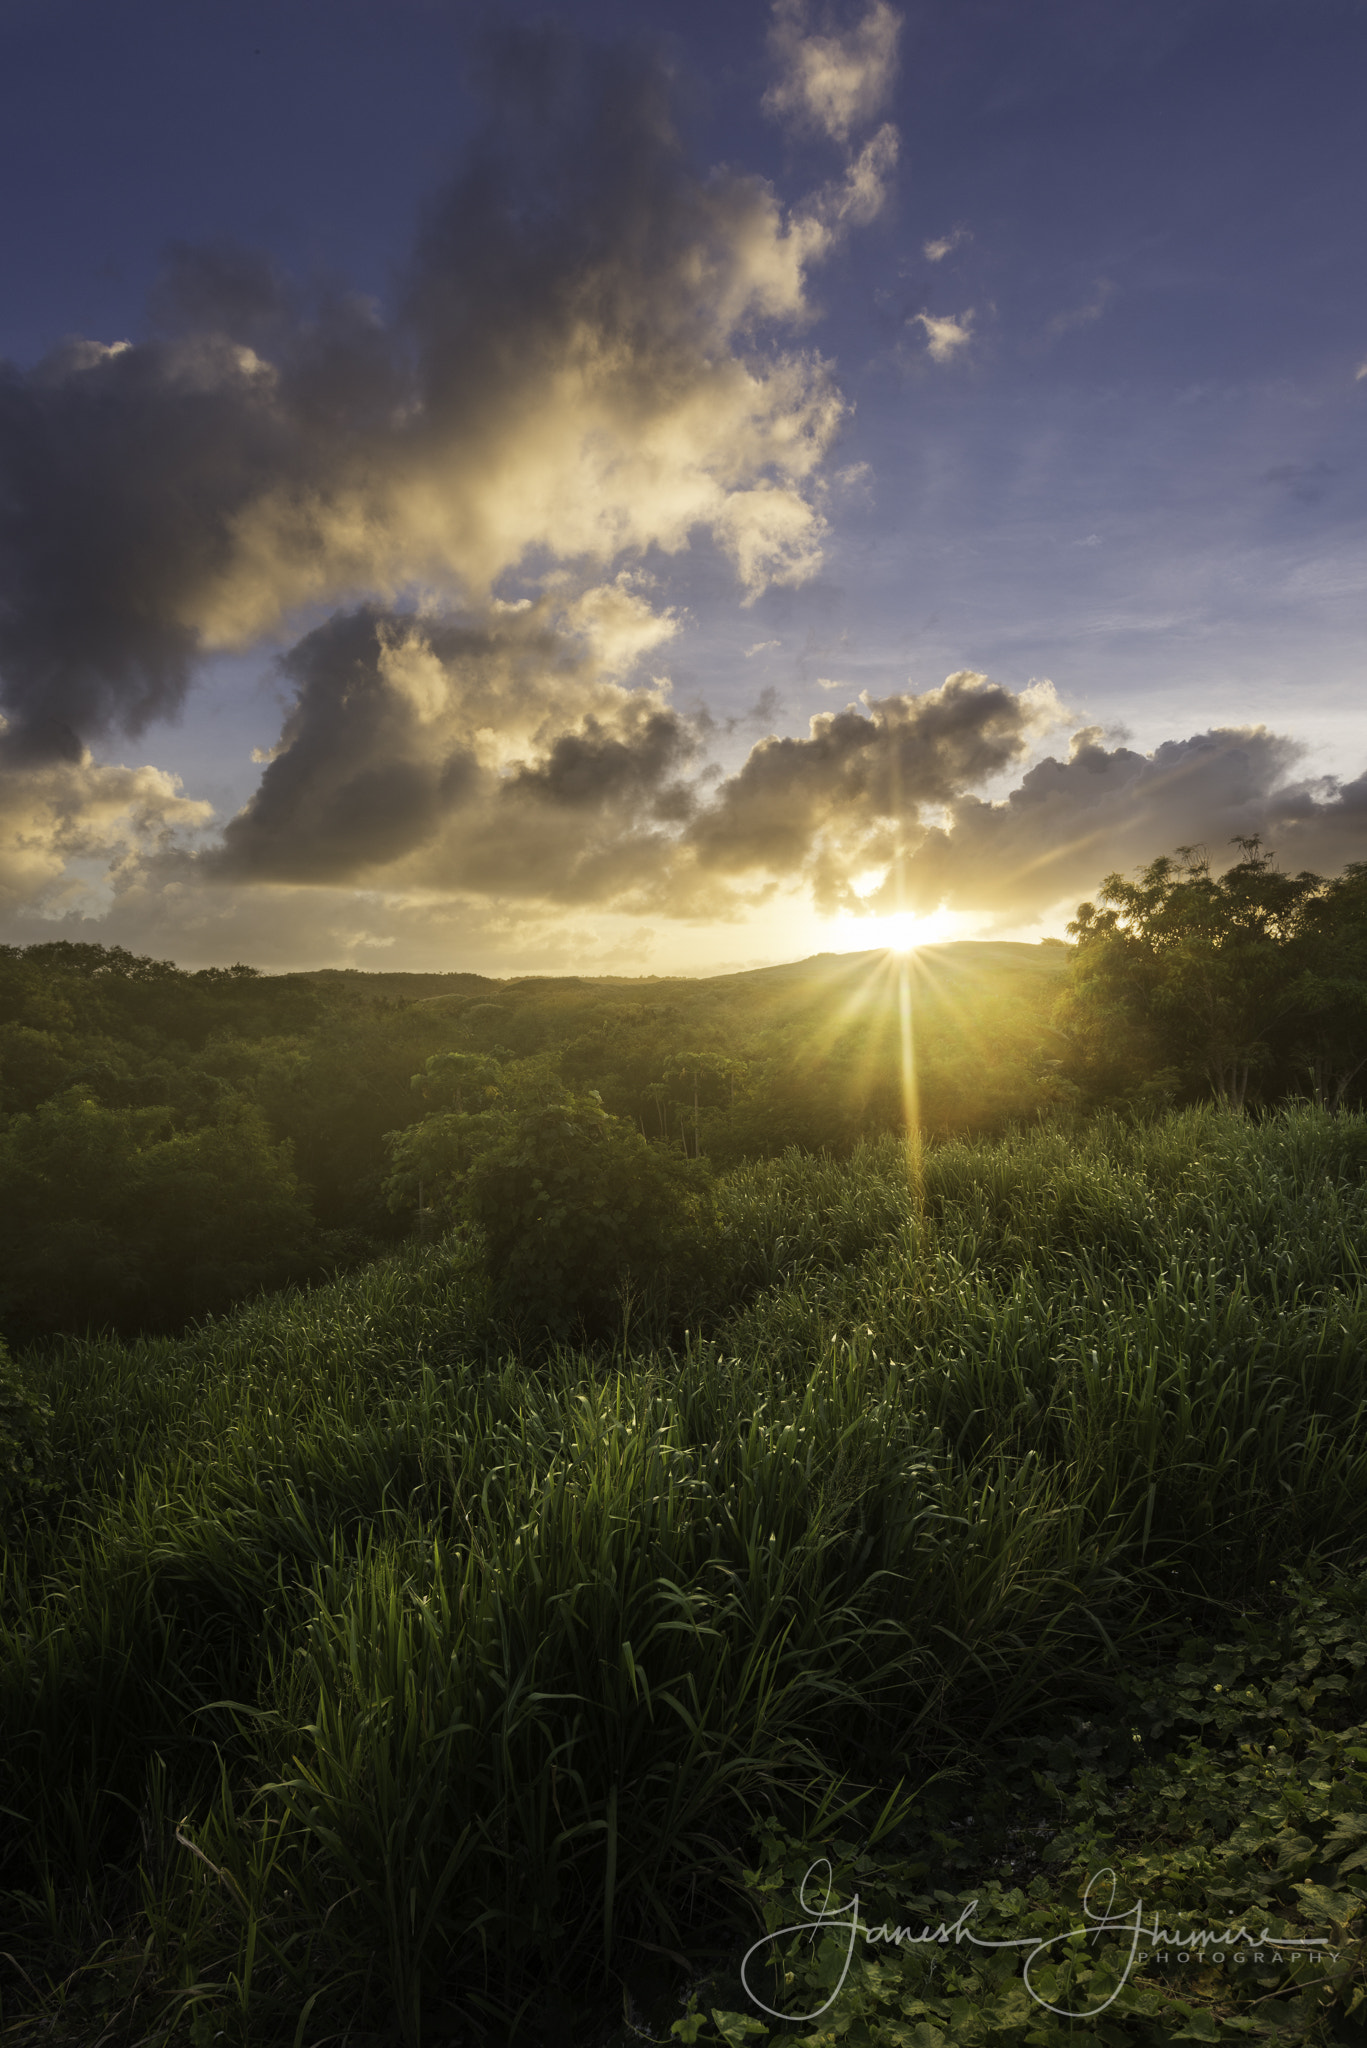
823, 906, 970, 953
881, 913, 923, 953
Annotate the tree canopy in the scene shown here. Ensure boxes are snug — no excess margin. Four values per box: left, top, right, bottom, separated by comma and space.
1057, 841, 1367, 1112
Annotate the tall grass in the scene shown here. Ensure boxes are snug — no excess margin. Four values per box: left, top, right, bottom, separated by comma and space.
3, 1105, 1366, 2042
720, 1107, 1367, 1563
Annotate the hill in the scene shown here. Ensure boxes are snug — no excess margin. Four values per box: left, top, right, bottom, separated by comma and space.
0, 938, 1070, 1344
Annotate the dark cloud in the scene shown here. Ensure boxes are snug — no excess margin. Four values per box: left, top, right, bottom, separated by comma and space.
147, 241, 293, 346
0, 26, 865, 764
212, 605, 702, 901
687, 670, 1040, 881
505, 708, 695, 814
0, 333, 280, 758
5, 9, 1360, 954
219, 662, 1359, 932
4, 642, 1365, 943
218, 608, 558, 883
888, 725, 1367, 919
723, 684, 788, 734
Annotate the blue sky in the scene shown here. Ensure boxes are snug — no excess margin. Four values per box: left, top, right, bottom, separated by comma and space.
1, 0, 1363, 971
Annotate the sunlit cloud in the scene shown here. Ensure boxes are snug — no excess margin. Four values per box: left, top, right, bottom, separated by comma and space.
4, 12, 1365, 978
0, 730, 211, 916
894, 724, 1367, 923
911, 309, 974, 362
0, 29, 889, 771
923, 225, 969, 262
10, 688, 1366, 968
763, 0, 901, 145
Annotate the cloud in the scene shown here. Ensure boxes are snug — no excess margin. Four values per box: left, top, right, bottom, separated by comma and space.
0, 873, 690, 981
206, 605, 704, 905
888, 725, 1367, 920
1355, 360, 1367, 381
561, 575, 680, 676
4, 19, 1360, 968
764, 0, 901, 145
1260, 461, 1336, 505
805, 124, 900, 227
723, 685, 788, 734
683, 670, 1049, 909
911, 309, 974, 362
203, 654, 1061, 922
0, 26, 889, 765
923, 226, 969, 262
0, 731, 211, 915
6, 666, 1364, 959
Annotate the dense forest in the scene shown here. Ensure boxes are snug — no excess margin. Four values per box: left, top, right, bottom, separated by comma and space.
3, 841, 1364, 1348
0, 923, 1063, 1343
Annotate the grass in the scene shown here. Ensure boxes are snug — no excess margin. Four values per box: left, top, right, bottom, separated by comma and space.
727, 1563, 1367, 2046
2, 1104, 1366, 2044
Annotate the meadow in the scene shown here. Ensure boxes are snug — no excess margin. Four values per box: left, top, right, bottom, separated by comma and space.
3, 1104, 1367, 2045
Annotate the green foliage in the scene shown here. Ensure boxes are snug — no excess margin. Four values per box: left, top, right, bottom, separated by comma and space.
464, 1087, 717, 1337
388, 1064, 719, 1338
4, 1111, 1367, 2041
0, 1091, 318, 1339
1060, 841, 1367, 1113
0, 933, 1079, 1341
1285, 861, 1367, 1109
0, 1339, 56, 1530
722, 1569, 1367, 2045
410, 1048, 503, 1111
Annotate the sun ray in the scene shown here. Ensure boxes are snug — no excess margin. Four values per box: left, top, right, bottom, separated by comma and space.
897, 947, 921, 1179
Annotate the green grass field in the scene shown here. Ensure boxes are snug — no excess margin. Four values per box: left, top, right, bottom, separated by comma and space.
3, 1106, 1366, 2045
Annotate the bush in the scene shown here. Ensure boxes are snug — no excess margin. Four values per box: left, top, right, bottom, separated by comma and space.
462, 1090, 715, 1339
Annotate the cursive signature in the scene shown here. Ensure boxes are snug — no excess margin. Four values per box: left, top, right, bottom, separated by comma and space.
741, 1862, 1333, 2023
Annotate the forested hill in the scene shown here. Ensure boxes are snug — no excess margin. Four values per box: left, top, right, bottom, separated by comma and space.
292, 937, 1066, 1008
0, 936, 1068, 1344
6, 835, 1364, 1349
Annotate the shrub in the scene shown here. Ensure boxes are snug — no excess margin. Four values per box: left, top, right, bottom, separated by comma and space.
462, 1090, 715, 1339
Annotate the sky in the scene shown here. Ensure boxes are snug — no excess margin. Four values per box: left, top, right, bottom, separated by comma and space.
0, 0, 1364, 975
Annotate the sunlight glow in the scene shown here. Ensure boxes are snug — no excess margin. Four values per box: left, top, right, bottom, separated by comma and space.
826, 906, 973, 953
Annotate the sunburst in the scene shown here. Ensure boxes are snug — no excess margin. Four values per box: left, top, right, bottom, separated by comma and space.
826, 906, 968, 953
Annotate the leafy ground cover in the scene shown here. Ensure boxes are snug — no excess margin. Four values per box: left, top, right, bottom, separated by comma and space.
2, 1107, 1365, 2044
681, 1567, 1367, 2046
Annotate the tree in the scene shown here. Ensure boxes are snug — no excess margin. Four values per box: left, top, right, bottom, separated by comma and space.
465, 1091, 715, 1338
384, 1064, 715, 1339
659, 1050, 736, 1157
1276, 863, 1367, 1109
1057, 841, 1335, 1111
0, 1092, 318, 1341
411, 1050, 504, 1116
